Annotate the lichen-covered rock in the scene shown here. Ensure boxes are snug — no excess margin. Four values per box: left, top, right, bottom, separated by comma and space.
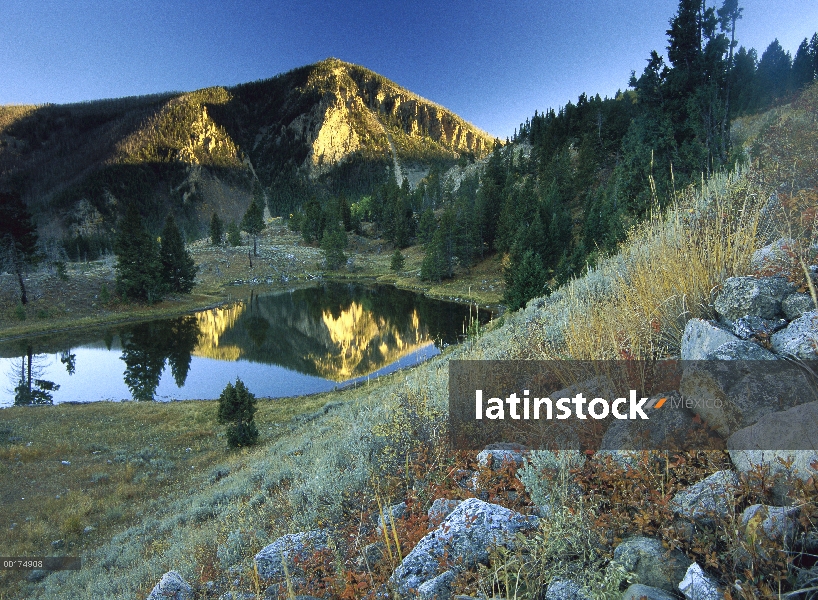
378, 502, 407, 531
771, 310, 818, 359
714, 276, 795, 321
613, 536, 691, 592
750, 238, 798, 275
671, 470, 739, 527
741, 504, 800, 547
782, 292, 815, 320
476, 442, 527, 470
389, 498, 538, 595
427, 499, 462, 526
544, 578, 590, 600
703, 340, 778, 360
417, 569, 456, 600
678, 563, 723, 600
146, 571, 193, 600
254, 530, 328, 581
728, 315, 788, 340
681, 319, 739, 360
622, 584, 679, 600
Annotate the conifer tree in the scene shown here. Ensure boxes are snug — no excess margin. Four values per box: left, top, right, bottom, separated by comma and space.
241, 197, 265, 256
210, 213, 224, 245
0, 192, 40, 306
390, 248, 405, 271
321, 221, 347, 270
114, 203, 165, 303
227, 221, 242, 246
160, 213, 198, 294
217, 378, 259, 448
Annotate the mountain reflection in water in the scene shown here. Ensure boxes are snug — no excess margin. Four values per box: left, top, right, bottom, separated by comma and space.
0, 284, 491, 405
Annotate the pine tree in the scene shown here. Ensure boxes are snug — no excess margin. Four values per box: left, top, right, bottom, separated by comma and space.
217, 378, 259, 448
321, 222, 347, 270
160, 214, 198, 294
241, 197, 265, 256
209, 213, 224, 245
503, 249, 547, 311
0, 192, 40, 306
390, 248, 405, 271
114, 203, 165, 303
227, 221, 242, 246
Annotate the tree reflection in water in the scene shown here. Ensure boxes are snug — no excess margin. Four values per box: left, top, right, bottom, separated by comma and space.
120, 316, 201, 401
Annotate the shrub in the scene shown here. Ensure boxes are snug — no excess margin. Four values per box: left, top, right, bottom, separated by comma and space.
216, 378, 259, 448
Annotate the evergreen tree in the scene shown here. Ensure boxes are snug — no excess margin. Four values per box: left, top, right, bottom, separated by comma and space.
160, 213, 198, 294
792, 37, 817, 90
114, 203, 165, 303
503, 249, 547, 311
757, 39, 793, 105
209, 213, 224, 245
390, 248, 405, 271
227, 221, 242, 246
217, 378, 259, 448
241, 197, 265, 256
0, 192, 40, 306
321, 222, 347, 270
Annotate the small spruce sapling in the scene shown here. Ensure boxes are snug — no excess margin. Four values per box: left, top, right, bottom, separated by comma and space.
217, 378, 259, 448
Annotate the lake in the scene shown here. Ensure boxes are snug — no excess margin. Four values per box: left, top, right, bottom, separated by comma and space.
0, 283, 493, 407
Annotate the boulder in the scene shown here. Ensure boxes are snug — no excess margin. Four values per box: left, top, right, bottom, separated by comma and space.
728, 316, 788, 340
428, 499, 462, 527
782, 292, 815, 321
622, 584, 679, 600
702, 340, 778, 360
378, 502, 408, 532
714, 276, 795, 321
613, 536, 691, 592
679, 360, 810, 437
544, 578, 590, 600
254, 530, 328, 581
678, 563, 722, 600
770, 310, 818, 359
741, 504, 800, 547
600, 392, 702, 452
681, 319, 740, 361
389, 498, 538, 595
476, 443, 527, 471
750, 238, 798, 275
671, 470, 739, 528
417, 570, 457, 600
146, 571, 194, 600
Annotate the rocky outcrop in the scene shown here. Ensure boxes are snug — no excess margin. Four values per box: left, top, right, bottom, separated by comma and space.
613, 536, 691, 592
671, 470, 740, 528
146, 571, 194, 600
254, 529, 329, 582
713, 275, 795, 321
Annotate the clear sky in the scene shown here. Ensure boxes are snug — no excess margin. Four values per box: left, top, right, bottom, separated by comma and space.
1, 1, 816, 139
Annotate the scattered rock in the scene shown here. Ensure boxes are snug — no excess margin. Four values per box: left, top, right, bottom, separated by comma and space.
622, 583, 679, 600
613, 536, 691, 592
146, 571, 194, 600
51, 539, 65, 549
770, 310, 818, 359
678, 562, 722, 600
714, 276, 795, 321
671, 470, 739, 528
254, 530, 329, 582
782, 293, 815, 320
428, 499, 462, 527
741, 504, 800, 547
680, 319, 739, 360
378, 502, 407, 531
389, 498, 538, 595
60, 460, 70, 466
600, 391, 700, 452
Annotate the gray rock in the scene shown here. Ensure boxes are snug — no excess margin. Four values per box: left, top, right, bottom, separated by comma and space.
220, 594, 257, 600
622, 584, 679, 600
418, 569, 457, 600
771, 310, 818, 359
26, 569, 48, 583
428, 499, 462, 526
728, 316, 788, 340
714, 276, 795, 321
741, 504, 800, 547
703, 340, 778, 360
681, 319, 739, 361
477, 443, 527, 470
728, 446, 818, 505
545, 578, 590, 600
254, 529, 328, 581
679, 360, 810, 437
389, 498, 538, 595
782, 293, 815, 320
378, 502, 407, 531
51, 539, 65, 549
750, 238, 798, 275
678, 562, 722, 600
146, 571, 194, 600
613, 536, 691, 592
600, 392, 700, 452
671, 470, 739, 528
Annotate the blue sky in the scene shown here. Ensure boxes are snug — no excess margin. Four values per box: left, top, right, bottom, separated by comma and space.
1, 1, 816, 138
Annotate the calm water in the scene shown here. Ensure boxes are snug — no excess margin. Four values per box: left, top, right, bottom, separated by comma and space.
0, 284, 492, 407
